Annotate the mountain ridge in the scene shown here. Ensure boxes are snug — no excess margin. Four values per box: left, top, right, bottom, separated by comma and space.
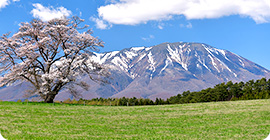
0, 42, 269, 101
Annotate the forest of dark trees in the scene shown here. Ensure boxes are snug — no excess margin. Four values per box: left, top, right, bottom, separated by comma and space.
55, 77, 270, 106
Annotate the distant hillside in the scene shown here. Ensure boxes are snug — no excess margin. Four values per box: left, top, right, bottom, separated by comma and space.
0, 42, 270, 101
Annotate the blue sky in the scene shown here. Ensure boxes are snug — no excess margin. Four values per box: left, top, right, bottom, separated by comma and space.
1, 0, 270, 69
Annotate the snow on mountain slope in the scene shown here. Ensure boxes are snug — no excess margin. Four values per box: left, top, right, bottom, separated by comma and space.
1, 42, 269, 101
102, 42, 270, 100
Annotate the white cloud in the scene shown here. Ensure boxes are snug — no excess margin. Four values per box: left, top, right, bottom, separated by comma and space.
75, 8, 82, 17
105, 0, 118, 4
186, 22, 192, 28
180, 22, 192, 29
157, 22, 164, 29
0, 0, 9, 9
96, 0, 270, 25
142, 35, 155, 42
31, 3, 72, 21
0, 0, 19, 9
90, 17, 112, 29
158, 25, 163, 30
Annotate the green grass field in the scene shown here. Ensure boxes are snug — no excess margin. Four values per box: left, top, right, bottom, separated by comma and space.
0, 99, 269, 140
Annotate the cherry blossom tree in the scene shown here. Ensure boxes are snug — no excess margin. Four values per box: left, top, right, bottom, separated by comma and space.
0, 16, 109, 103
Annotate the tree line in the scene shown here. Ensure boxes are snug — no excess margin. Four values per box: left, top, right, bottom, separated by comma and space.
167, 77, 270, 104
56, 77, 270, 106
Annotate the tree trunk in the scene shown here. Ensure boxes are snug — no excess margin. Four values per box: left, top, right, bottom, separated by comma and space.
44, 93, 56, 103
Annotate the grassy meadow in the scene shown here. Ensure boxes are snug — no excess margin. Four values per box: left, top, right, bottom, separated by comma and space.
0, 99, 269, 139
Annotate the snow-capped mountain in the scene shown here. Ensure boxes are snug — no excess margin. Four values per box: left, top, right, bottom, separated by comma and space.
1, 42, 270, 101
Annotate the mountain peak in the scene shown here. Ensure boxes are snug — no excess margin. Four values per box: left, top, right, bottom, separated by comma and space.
1, 42, 269, 101
92, 42, 270, 99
